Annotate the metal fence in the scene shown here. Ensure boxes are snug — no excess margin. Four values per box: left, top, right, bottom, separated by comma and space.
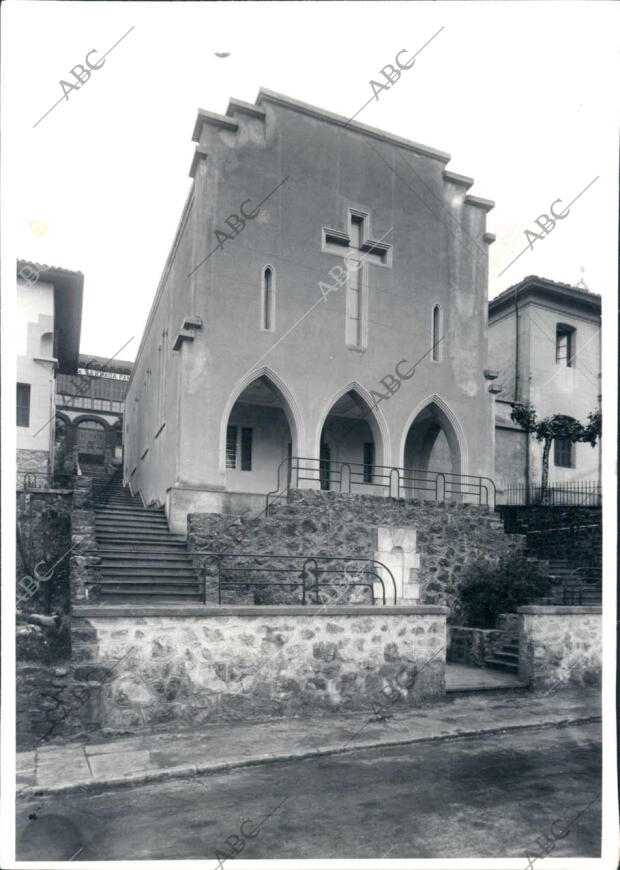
266, 456, 496, 515
498, 480, 601, 506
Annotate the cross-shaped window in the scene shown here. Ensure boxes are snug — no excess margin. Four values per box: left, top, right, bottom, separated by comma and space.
322, 210, 392, 349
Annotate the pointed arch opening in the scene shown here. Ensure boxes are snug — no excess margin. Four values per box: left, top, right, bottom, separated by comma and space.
223, 373, 300, 494
402, 399, 464, 500
317, 387, 387, 493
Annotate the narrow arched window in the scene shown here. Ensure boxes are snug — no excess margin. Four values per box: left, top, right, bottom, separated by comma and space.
262, 267, 274, 331
432, 304, 442, 361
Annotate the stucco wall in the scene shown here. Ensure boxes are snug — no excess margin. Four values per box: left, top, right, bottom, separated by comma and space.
71, 605, 447, 728
518, 605, 602, 690
17, 277, 57, 462
489, 289, 601, 489
125, 93, 495, 518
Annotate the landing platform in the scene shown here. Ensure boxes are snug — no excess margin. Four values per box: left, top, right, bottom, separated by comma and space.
446, 663, 527, 693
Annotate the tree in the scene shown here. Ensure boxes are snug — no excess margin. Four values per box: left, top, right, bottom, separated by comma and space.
510, 403, 601, 503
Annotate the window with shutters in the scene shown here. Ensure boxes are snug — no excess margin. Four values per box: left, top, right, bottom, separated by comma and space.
226, 426, 237, 469
554, 437, 574, 468
556, 324, 576, 367
17, 383, 30, 427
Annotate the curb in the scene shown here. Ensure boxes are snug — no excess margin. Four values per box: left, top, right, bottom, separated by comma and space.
16, 714, 601, 800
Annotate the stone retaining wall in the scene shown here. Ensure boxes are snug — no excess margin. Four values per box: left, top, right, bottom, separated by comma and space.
189, 489, 525, 613
16, 490, 72, 617
518, 605, 602, 690
16, 662, 107, 749
71, 605, 447, 729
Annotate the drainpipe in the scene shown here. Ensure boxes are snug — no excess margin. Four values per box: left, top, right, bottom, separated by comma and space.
514, 285, 530, 505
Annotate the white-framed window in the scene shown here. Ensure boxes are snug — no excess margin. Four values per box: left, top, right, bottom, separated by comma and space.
556, 323, 576, 367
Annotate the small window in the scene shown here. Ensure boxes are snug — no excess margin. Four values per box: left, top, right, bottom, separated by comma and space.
241, 427, 253, 471
554, 436, 574, 468
363, 442, 375, 483
556, 324, 575, 367
262, 267, 274, 331
432, 305, 442, 361
17, 383, 31, 427
226, 426, 237, 469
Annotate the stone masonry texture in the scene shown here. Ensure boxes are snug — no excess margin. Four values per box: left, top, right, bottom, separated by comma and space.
16, 491, 72, 618
188, 489, 525, 614
71, 608, 447, 730
518, 606, 602, 690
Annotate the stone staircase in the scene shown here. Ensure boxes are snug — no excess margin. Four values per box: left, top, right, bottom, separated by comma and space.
484, 637, 519, 674
498, 506, 602, 606
91, 473, 201, 603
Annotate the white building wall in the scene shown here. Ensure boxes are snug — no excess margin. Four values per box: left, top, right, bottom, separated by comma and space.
16, 277, 57, 471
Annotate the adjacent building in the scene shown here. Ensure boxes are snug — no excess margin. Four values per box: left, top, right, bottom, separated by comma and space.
124, 89, 498, 533
16, 260, 83, 486
56, 354, 132, 472
488, 275, 601, 502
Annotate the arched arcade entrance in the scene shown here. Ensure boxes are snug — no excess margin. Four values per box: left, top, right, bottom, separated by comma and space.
402, 400, 464, 500
223, 374, 299, 494
317, 387, 387, 494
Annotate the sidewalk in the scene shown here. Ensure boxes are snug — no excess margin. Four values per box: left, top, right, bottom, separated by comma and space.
17, 688, 600, 798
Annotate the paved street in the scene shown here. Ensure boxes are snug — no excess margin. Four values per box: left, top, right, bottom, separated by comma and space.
17, 721, 600, 861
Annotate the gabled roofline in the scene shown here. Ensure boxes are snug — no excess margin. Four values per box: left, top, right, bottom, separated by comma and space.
255, 87, 452, 165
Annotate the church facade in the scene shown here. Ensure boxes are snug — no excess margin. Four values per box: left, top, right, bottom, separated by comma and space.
124, 90, 497, 533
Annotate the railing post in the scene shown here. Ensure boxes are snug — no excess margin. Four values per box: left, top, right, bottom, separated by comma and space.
217, 556, 222, 605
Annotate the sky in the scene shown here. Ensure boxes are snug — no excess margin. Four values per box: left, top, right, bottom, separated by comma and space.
2, 0, 618, 362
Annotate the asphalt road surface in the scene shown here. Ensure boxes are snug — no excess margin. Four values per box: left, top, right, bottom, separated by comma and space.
16, 721, 601, 861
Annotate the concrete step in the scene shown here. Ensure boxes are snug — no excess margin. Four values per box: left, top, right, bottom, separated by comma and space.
95, 530, 184, 540
99, 552, 191, 563
97, 542, 188, 551
98, 569, 197, 579
484, 657, 519, 673
95, 520, 170, 531
95, 507, 165, 516
492, 650, 519, 663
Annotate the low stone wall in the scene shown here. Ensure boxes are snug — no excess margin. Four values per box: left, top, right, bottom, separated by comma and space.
69, 478, 98, 607
71, 604, 447, 729
16, 662, 108, 749
518, 605, 602, 690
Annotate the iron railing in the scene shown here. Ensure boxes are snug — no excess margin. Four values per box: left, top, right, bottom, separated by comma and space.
201, 553, 398, 606
266, 456, 496, 515
17, 471, 73, 491
85, 549, 398, 606
498, 480, 601, 506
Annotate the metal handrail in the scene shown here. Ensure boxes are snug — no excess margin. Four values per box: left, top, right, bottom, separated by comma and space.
265, 456, 496, 514
187, 551, 398, 606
